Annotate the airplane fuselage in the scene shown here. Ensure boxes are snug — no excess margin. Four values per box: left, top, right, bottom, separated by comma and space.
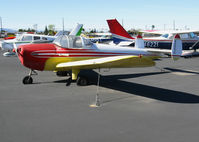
122, 39, 198, 50
17, 43, 159, 71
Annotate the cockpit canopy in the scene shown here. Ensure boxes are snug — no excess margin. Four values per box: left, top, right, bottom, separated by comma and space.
53, 35, 93, 49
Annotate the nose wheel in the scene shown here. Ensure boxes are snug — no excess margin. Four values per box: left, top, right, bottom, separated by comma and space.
23, 76, 33, 84
22, 70, 37, 84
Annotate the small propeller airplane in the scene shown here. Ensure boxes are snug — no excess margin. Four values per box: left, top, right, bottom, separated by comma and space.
14, 31, 182, 86
0, 23, 83, 57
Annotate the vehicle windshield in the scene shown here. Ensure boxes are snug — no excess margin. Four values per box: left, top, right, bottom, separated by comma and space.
53, 35, 93, 48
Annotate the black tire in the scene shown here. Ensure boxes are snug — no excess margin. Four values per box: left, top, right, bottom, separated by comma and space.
23, 76, 33, 84
76, 76, 88, 86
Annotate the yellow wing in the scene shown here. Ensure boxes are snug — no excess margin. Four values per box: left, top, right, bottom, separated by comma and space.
56, 55, 155, 70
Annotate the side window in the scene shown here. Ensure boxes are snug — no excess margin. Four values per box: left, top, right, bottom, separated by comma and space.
83, 38, 93, 48
33, 36, 41, 40
180, 34, 188, 39
22, 36, 31, 41
73, 37, 82, 48
42, 37, 48, 40
22, 36, 32, 41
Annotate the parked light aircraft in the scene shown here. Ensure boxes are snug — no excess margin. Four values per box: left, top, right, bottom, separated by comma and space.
0, 24, 83, 57
0, 34, 55, 50
84, 33, 113, 43
107, 19, 199, 50
13, 33, 182, 86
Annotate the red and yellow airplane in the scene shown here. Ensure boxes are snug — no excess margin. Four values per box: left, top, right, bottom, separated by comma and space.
14, 33, 182, 86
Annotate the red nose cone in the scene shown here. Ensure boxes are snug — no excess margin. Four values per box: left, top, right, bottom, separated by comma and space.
175, 34, 180, 39
17, 43, 56, 71
136, 35, 142, 39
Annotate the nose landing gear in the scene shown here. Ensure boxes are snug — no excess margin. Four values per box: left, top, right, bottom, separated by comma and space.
22, 70, 38, 84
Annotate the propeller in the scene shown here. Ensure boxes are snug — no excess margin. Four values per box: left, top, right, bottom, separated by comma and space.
13, 43, 19, 58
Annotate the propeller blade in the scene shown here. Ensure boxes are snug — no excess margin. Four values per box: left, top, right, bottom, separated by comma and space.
13, 43, 18, 57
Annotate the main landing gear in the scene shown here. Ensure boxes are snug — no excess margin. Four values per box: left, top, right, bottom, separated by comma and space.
66, 69, 89, 86
23, 70, 38, 84
66, 75, 89, 86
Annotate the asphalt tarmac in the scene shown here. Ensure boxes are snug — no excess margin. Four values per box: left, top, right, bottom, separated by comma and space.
0, 50, 199, 142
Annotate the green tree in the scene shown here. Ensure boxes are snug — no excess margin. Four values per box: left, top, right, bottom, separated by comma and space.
44, 26, 49, 35
18, 29, 24, 32
48, 24, 55, 35
151, 25, 155, 30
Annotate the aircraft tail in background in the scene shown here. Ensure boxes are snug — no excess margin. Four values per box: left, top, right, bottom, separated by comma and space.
107, 19, 134, 44
69, 23, 83, 36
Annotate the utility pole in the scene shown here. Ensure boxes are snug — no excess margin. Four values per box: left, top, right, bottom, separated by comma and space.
164, 24, 166, 31
33, 24, 38, 33
0, 16, 2, 38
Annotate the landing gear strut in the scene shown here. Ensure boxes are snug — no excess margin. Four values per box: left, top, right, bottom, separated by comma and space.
66, 69, 88, 86
66, 75, 89, 86
22, 70, 37, 84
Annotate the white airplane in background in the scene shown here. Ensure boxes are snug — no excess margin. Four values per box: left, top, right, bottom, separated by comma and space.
84, 32, 113, 43
107, 19, 199, 57
107, 19, 199, 49
141, 30, 199, 50
0, 24, 83, 57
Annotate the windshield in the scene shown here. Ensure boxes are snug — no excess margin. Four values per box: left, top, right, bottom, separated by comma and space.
16, 34, 23, 41
53, 35, 68, 47
189, 32, 196, 38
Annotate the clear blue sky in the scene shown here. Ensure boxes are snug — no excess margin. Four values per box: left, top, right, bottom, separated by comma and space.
1, 0, 199, 31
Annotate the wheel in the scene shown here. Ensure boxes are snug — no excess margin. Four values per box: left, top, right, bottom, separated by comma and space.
76, 76, 88, 86
23, 76, 33, 84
